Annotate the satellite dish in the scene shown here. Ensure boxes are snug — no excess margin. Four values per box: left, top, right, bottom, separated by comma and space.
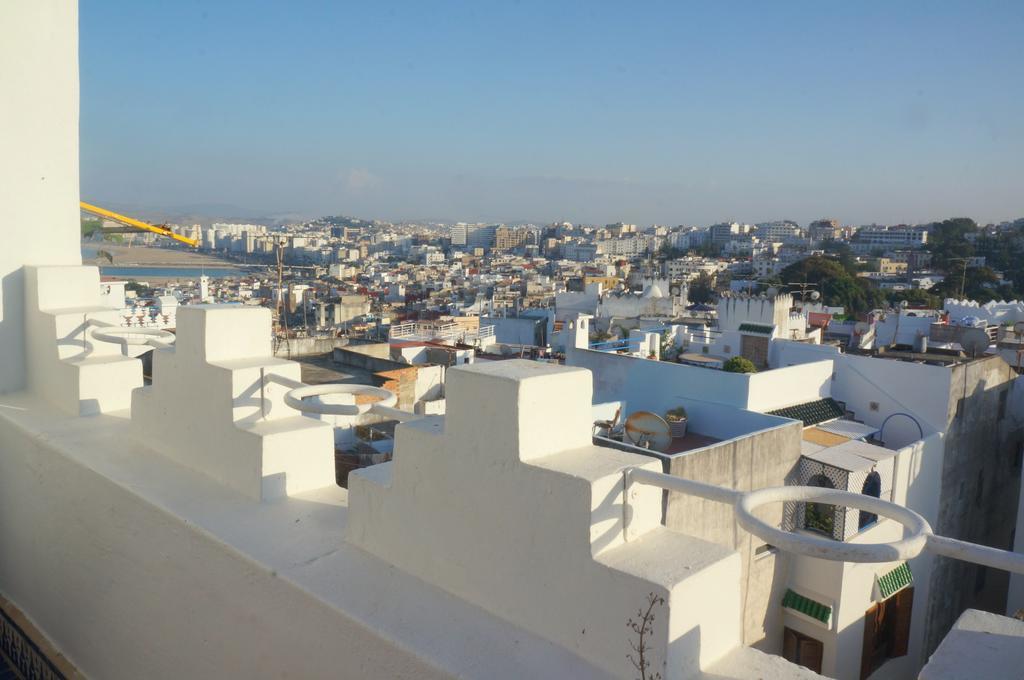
623, 411, 673, 452
765, 287, 779, 300
809, 290, 821, 301
670, 286, 681, 296
854, 321, 870, 336
1013, 321, 1024, 336
959, 327, 990, 358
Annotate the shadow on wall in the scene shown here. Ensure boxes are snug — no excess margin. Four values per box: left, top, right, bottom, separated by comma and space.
592, 474, 627, 556
0, 270, 26, 393
666, 624, 702, 679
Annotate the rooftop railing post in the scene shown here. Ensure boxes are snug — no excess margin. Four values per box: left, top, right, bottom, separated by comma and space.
621, 465, 1024, 575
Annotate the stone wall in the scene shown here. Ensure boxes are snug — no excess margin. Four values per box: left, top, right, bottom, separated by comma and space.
664, 420, 804, 651
924, 355, 1024, 654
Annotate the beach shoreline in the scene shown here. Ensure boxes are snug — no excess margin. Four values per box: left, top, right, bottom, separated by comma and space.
81, 242, 243, 268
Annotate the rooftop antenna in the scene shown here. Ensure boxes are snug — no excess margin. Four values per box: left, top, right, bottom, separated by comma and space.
784, 280, 819, 301
275, 236, 290, 356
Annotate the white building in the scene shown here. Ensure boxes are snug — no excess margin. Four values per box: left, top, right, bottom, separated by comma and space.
595, 235, 660, 257
666, 256, 720, 283
851, 226, 928, 253
1, 5, 1022, 680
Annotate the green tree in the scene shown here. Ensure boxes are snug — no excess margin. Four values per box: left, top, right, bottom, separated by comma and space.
688, 272, 715, 304
723, 356, 757, 373
927, 218, 977, 272
886, 288, 941, 309
930, 266, 1007, 303
780, 255, 885, 314
821, 241, 857, 273
81, 219, 106, 239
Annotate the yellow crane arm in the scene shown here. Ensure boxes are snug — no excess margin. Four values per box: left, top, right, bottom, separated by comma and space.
80, 201, 199, 247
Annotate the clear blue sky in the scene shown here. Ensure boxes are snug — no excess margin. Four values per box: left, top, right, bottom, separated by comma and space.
80, 1, 1023, 226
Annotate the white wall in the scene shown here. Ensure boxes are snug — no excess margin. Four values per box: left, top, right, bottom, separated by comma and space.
770, 338, 841, 369
945, 298, 1024, 326
569, 346, 834, 418
775, 341, 950, 442
832, 353, 950, 438
414, 364, 445, 402
874, 313, 935, 347
0, 1, 82, 392
746, 361, 834, 412
568, 347, 752, 410
0, 396, 623, 680
347, 361, 746, 679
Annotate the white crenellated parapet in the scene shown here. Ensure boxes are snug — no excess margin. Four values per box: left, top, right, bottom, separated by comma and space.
23, 265, 143, 415
559, 312, 593, 352
132, 305, 335, 500
347, 360, 743, 680
944, 298, 1024, 326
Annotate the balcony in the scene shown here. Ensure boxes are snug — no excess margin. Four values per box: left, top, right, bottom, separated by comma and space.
795, 440, 896, 542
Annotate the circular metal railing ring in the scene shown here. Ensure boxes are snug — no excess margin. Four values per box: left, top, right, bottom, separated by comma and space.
283, 384, 397, 416
90, 326, 176, 353
735, 486, 931, 563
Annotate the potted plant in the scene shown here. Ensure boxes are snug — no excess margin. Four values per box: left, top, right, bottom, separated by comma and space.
665, 406, 688, 439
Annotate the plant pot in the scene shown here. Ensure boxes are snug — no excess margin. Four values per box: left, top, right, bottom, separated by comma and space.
667, 418, 688, 439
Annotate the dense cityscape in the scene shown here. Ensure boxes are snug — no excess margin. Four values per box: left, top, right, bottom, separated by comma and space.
89, 212, 1024, 341
5, 2, 1024, 680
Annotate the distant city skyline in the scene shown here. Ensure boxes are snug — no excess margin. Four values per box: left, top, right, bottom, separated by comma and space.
80, 1, 1023, 226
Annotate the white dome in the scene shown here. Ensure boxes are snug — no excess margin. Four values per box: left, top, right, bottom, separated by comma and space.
643, 283, 665, 299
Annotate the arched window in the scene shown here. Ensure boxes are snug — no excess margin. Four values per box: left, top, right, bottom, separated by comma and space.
859, 471, 882, 529
804, 474, 836, 537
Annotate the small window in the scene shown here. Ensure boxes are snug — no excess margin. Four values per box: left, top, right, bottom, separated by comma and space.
724, 345, 732, 353
805, 474, 836, 537
859, 471, 882, 529
869, 401, 880, 412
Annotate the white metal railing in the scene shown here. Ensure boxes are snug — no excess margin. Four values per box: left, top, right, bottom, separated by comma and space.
389, 320, 495, 346
259, 369, 414, 421
624, 467, 1024, 574
86, 317, 176, 353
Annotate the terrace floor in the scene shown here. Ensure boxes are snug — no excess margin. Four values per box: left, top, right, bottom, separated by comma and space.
664, 432, 721, 454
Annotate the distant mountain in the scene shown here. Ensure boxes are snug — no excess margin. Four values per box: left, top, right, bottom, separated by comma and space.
88, 201, 311, 227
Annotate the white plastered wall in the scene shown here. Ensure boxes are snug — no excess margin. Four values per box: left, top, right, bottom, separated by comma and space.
347, 360, 745, 679
132, 305, 335, 500
0, 1, 83, 393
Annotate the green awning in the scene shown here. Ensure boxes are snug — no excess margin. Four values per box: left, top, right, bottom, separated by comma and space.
738, 323, 774, 335
877, 562, 913, 599
767, 398, 846, 426
782, 589, 832, 624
